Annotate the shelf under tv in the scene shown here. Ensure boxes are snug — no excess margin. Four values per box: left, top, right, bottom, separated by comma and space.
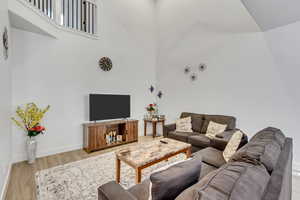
83, 119, 138, 153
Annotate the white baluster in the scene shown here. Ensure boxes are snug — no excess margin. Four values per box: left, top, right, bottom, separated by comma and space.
78, 0, 81, 31
89, 2, 92, 33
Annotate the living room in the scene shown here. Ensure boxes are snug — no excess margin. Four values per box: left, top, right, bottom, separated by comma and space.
0, 0, 299, 199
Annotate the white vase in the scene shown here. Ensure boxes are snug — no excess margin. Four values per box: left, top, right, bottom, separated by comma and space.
27, 137, 37, 164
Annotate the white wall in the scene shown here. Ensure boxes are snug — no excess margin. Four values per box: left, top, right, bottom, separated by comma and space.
241, 0, 300, 31
0, 0, 12, 197
264, 21, 300, 168
156, 0, 300, 165
10, 0, 300, 170
11, 0, 157, 162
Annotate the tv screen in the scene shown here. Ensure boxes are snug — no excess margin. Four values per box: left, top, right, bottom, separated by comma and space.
89, 94, 130, 121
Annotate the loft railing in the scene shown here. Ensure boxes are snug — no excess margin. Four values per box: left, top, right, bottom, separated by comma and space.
61, 0, 97, 34
21, 0, 97, 36
25, 0, 54, 18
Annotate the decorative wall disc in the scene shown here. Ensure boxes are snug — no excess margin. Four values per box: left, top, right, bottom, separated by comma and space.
199, 63, 207, 72
99, 57, 112, 71
191, 73, 197, 81
184, 66, 191, 74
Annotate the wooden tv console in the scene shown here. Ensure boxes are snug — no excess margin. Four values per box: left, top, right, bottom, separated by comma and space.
83, 119, 138, 153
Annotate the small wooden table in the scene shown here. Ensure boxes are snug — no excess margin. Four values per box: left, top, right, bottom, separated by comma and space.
115, 138, 191, 184
144, 119, 165, 138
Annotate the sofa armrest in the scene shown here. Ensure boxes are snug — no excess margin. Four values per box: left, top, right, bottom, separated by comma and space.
213, 129, 248, 150
216, 129, 237, 139
210, 138, 228, 151
163, 123, 176, 138
98, 181, 137, 200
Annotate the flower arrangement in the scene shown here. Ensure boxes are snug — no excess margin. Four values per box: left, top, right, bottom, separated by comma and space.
11, 103, 50, 138
146, 103, 157, 114
146, 103, 156, 112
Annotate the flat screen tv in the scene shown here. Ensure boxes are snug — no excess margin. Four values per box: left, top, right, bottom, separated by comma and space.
89, 94, 130, 121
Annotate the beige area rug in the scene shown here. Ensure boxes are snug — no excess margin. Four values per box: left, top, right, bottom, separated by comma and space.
35, 151, 185, 200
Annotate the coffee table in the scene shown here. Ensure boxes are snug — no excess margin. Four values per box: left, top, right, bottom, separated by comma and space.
115, 138, 192, 184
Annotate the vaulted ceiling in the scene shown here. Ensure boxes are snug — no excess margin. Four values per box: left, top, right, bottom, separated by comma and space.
241, 0, 300, 31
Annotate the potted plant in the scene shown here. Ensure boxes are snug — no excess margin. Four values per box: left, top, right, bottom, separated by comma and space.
11, 103, 50, 164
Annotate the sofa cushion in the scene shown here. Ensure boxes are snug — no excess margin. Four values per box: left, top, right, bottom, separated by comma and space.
201, 115, 236, 133
99, 181, 137, 200
169, 131, 198, 143
128, 180, 150, 200
193, 147, 226, 168
191, 162, 270, 200
149, 158, 202, 200
191, 117, 204, 133
230, 127, 286, 173
180, 112, 204, 133
250, 127, 285, 148
199, 162, 218, 179
188, 135, 211, 148
175, 168, 218, 200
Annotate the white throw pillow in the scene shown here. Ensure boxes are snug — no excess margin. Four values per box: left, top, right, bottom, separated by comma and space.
205, 121, 227, 138
223, 130, 243, 162
175, 117, 193, 133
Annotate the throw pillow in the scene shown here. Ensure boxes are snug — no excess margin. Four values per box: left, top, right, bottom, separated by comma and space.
223, 130, 243, 162
148, 158, 202, 200
175, 117, 193, 133
205, 121, 227, 139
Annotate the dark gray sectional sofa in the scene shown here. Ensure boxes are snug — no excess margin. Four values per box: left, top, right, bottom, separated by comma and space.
98, 127, 292, 200
164, 112, 248, 152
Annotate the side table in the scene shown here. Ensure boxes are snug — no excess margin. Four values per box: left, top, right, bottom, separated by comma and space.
144, 119, 165, 138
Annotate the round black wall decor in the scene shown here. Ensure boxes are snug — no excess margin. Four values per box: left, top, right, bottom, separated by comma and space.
2, 27, 8, 60
99, 57, 113, 71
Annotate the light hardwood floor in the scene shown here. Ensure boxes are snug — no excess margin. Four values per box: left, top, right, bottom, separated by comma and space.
5, 136, 300, 200
5, 136, 160, 200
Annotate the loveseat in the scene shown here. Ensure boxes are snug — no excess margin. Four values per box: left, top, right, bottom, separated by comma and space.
163, 112, 248, 152
98, 127, 292, 200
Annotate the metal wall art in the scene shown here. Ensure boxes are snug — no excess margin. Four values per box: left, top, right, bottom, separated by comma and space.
148, 86, 163, 99
184, 63, 207, 81
149, 85, 155, 93
157, 91, 163, 99
99, 57, 113, 71
2, 27, 8, 60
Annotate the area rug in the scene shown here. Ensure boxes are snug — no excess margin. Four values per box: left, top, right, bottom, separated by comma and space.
35, 151, 185, 200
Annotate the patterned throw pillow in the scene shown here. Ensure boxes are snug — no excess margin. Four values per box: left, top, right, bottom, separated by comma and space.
205, 121, 227, 138
223, 130, 243, 162
176, 117, 193, 133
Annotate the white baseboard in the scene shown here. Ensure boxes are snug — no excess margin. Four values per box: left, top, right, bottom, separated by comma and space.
13, 144, 83, 163
0, 163, 12, 200
293, 162, 300, 176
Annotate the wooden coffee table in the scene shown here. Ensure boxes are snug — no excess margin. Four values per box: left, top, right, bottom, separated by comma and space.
115, 138, 191, 184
